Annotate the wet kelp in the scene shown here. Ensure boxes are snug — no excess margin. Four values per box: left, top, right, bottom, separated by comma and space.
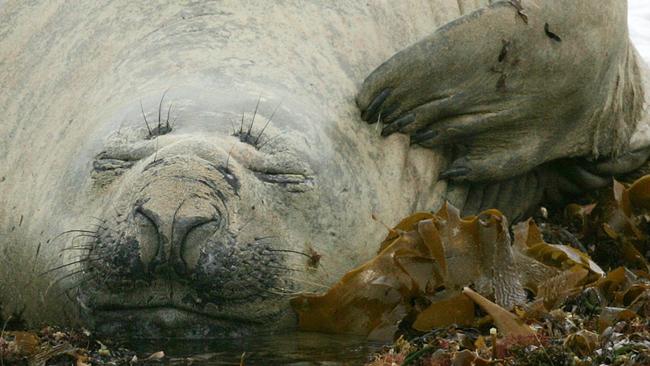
292, 176, 650, 365
291, 204, 602, 341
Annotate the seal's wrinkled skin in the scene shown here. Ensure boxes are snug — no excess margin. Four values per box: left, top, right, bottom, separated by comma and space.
0, 0, 648, 337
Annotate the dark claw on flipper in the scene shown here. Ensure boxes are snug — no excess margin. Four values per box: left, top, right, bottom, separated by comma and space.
381, 114, 415, 136
410, 129, 436, 144
439, 166, 471, 180
361, 89, 391, 123
380, 103, 399, 122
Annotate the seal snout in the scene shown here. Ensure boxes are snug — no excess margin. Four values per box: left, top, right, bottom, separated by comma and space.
133, 193, 224, 277
80, 153, 290, 333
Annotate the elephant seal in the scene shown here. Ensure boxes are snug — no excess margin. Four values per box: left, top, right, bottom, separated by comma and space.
0, 0, 648, 338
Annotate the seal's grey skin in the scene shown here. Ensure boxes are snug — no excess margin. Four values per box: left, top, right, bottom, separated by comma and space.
0, 0, 648, 337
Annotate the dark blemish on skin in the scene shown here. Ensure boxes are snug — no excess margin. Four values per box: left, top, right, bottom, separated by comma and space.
544, 23, 562, 42
306, 247, 321, 268
19, 215, 23, 226
498, 40, 511, 63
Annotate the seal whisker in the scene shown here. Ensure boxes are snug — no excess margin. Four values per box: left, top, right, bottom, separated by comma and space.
229, 116, 237, 135
153, 133, 159, 163
235, 217, 255, 234
52, 272, 100, 300
53, 271, 113, 301
239, 111, 245, 135
52, 229, 98, 237
266, 248, 312, 259
64, 237, 97, 249
44, 269, 89, 299
86, 223, 106, 231
70, 274, 101, 289
246, 95, 262, 138
266, 265, 305, 273
287, 277, 329, 290
59, 247, 92, 252
48, 229, 99, 246
70, 234, 98, 241
62, 235, 96, 252
93, 226, 118, 234
254, 102, 281, 146
140, 100, 153, 137
41, 255, 111, 275
225, 144, 235, 171
79, 264, 118, 290
157, 88, 169, 132
88, 216, 107, 223
260, 287, 300, 297
87, 217, 121, 234
166, 102, 173, 130
257, 131, 288, 150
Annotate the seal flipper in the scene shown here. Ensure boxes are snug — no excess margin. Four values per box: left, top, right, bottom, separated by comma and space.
358, 0, 638, 183
447, 167, 548, 222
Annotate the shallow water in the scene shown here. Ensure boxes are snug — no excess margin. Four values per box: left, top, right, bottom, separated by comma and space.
127, 332, 386, 365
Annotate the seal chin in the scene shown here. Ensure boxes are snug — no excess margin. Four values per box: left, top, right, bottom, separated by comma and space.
90, 307, 261, 339
78, 287, 293, 338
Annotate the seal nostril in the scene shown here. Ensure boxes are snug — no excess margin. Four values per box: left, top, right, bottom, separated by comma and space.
133, 209, 161, 273
181, 219, 221, 273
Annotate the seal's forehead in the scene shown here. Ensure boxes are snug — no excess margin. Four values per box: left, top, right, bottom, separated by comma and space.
107, 85, 321, 134
94, 84, 332, 164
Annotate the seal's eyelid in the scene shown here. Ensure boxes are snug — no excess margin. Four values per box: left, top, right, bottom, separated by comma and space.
249, 167, 315, 192
91, 152, 143, 187
92, 156, 136, 172
94, 138, 158, 162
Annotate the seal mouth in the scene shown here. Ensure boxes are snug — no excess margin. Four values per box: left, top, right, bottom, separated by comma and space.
75, 274, 294, 338
91, 308, 257, 339
93, 304, 265, 326
80, 291, 291, 338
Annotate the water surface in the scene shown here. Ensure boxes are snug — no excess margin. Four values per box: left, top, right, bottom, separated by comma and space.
128, 331, 386, 365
